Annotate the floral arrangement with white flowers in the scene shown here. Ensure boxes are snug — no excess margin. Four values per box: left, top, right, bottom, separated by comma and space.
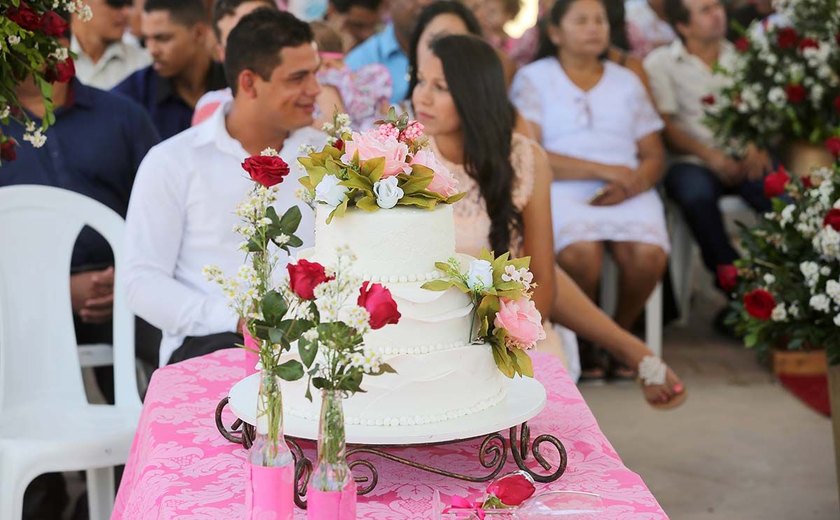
423, 250, 545, 378
723, 158, 840, 365
1, 0, 92, 165
703, 0, 840, 153
297, 108, 464, 222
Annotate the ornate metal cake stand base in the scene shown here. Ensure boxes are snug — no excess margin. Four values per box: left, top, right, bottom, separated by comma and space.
215, 397, 567, 509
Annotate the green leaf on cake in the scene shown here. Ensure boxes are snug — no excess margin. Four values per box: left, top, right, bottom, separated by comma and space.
397, 195, 437, 209
361, 156, 385, 182
400, 166, 434, 193
342, 168, 374, 193
276, 359, 304, 381
445, 192, 467, 204
378, 363, 397, 374
510, 347, 534, 377
491, 341, 515, 378
356, 195, 379, 211
421, 279, 454, 291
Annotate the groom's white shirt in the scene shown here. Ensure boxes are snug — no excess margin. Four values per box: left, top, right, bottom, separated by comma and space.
123, 101, 327, 365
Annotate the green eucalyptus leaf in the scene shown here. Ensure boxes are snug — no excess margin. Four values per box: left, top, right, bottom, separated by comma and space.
276, 359, 304, 381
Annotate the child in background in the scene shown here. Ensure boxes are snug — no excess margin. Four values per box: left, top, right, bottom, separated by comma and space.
311, 21, 392, 131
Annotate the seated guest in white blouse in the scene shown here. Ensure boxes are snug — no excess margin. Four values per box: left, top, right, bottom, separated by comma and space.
510, 0, 668, 380
123, 10, 327, 366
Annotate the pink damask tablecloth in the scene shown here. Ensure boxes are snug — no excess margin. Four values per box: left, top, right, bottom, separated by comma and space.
111, 349, 668, 519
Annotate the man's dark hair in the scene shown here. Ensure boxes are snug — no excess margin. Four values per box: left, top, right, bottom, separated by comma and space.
224, 10, 314, 95
211, 0, 276, 40
664, 0, 691, 31
330, 0, 382, 13
144, 0, 208, 26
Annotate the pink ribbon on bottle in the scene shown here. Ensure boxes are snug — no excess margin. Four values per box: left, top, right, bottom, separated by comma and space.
307, 479, 357, 519
443, 495, 486, 519
242, 324, 260, 375
245, 462, 295, 520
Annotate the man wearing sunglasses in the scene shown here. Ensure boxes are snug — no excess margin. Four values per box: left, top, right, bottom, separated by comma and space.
70, 0, 152, 89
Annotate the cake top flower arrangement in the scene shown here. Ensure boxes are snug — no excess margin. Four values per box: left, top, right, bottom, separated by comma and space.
723, 158, 840, 365
1, 1, 92, 164
424, 250, 545, 378
298, 108, 465, 222
703, 0, 840, 152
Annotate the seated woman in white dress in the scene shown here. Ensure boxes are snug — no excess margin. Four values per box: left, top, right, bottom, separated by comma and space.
413, 33, 684, 408
510, 0, 669, 379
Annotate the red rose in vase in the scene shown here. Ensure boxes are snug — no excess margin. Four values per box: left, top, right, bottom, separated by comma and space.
357, 281, 401, 329
701, 94, 716, 106
287, 259, 330, 300
834, 95, 840, 113
824, 209, 840, 231
744, 289, 776, 320
7, 4, 40, 31
716, 264, 738, 293
777, 27, 799, 49
0, 138, 17, 162
785, 84, 807, 104
763, 166, 790, 198
46, 57, 75, 83
40, 11, 68, 37
826, 136, 840, 158
734, 37, 750, 52
485, 472, 536, 507
241, 154, 290, 188
798, 37, 819, 51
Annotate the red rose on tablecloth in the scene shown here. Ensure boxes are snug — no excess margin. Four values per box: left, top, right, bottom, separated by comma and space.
716, 264, 738, 293
0, 138, 17, 162
777, 27, 799, 49
287, 259, 330, 300
241, 154, 290, 188
485, 471, 536, 507
358, 281, 400, 329
785, 84, 806, 104
40, 11, 68, 37
734, 37, 750, 53
826, 136, 840, 158
7, 4, 40, 31
824, 209, 840, 231
763, 166, 790, 198
744, 289, 776, 320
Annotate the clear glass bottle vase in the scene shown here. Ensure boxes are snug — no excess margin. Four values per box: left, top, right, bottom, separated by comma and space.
310, 389, 351, 490
246, 370, 294, 520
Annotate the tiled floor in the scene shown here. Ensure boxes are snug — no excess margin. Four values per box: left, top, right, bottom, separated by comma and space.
581, 289, 839, 519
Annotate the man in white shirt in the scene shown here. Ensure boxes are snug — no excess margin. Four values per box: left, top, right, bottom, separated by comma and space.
644, 0, 771, 320
124, 10, 326, 365
70, 0, 152, 89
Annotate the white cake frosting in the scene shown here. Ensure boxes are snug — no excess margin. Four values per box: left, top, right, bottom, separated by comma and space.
284, 204, 508, 426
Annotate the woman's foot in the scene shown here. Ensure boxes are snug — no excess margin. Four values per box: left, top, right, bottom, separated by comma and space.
642, 366, 686, 409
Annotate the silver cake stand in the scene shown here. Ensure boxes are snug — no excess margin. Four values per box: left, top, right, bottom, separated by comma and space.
215, 375, 567, 509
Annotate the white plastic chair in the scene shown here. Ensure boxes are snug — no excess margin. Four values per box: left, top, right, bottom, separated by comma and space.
599, 256, 663, 357
0, 185, 141, 520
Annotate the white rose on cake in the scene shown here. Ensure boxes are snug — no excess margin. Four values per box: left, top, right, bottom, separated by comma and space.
315, 174, 349, 207
466, 259, 493, 290
373, 177, 404, 209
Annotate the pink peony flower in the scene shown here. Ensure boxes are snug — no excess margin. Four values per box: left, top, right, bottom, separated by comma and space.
494, 297, 545, 350
410, 148, 459, 197
342, 131, 411, 178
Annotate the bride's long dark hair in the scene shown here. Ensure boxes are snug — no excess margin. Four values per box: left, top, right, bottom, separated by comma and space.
426, 34, 523, 254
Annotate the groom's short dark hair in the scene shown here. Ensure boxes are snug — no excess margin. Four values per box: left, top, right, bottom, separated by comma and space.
224, 10, 314, 95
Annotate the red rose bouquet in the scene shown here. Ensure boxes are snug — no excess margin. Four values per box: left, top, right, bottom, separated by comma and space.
703, 0, 840, 153
1, 0, 92, 164
723, 158, 840, 364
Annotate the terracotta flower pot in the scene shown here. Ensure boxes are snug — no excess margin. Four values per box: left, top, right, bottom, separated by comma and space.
771, 350, 830, 416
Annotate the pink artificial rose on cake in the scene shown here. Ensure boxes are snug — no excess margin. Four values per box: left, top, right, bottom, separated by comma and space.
494, 297, 545, 350
411, 148, 459, 197
342, 131, 411, 178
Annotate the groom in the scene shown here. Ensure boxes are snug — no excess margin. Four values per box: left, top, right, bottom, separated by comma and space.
122, 10, 327, 366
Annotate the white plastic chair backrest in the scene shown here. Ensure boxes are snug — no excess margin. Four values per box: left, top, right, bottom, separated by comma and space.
0, 185, 140, 412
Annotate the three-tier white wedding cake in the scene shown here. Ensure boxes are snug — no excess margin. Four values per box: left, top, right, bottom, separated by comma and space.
282, 204, 508, 427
